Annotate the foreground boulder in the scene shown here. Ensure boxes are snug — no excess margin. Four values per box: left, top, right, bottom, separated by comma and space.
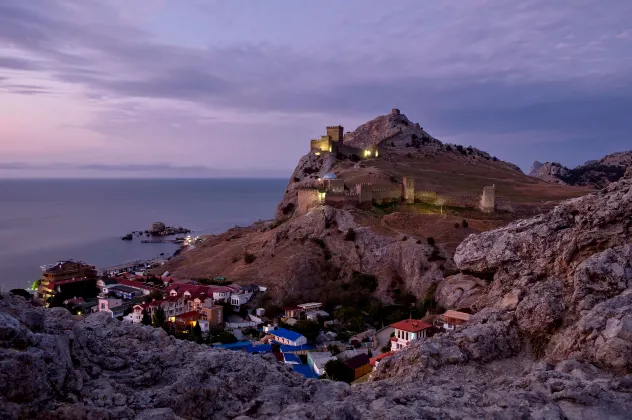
2, 294, 632, 419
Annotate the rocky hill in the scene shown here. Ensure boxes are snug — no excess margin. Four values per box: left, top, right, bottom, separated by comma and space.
2, 170, 632, 419
529, 150, 632, 188
158, 110, 592, 305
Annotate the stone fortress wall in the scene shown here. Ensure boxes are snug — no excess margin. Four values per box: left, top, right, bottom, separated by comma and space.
299, 123, 502, 215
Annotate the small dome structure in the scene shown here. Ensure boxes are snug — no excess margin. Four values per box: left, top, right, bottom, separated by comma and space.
323, 173, 337, 180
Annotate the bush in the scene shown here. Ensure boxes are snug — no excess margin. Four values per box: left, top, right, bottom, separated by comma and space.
427, 237, 436, 246
381, 345, 391, 353
344, 228, 356, 241
293, 177, 300, 182
454, 223, 460, 228
244, 253, 257, 264
462, 220, 469, 228
9, 289, 32, 300
214, 331, 238, 344
324, 359, 354, 383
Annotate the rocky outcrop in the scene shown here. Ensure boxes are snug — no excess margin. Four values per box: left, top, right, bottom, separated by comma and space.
454, 173, 632, 372
434, 273, 486, 310
529, 161, 571, 184
531, 150, 632, 188
4, 294, 632, 419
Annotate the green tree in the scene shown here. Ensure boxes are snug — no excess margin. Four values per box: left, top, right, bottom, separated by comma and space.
191, 322, 203, 343
144, 289, 164, 303
152, 306, 166, 328
291, 320, 321, 343
141, 310, 152, 326
324, 359, 353, 383
327, 344, 341, 356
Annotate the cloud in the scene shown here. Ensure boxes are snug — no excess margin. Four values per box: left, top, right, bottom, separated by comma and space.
0, 0, 631, 173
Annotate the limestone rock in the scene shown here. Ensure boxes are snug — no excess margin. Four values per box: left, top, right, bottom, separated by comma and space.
434, 273, 486, 310
3, 293, 632, 419
150, 222, 166, 234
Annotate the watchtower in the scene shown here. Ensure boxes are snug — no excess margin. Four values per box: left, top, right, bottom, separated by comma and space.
480, 185, 496, 213
391, 108, 401, 115
356, 183, 373, 205
326, 125, 344, 143
402, 176, 415, 203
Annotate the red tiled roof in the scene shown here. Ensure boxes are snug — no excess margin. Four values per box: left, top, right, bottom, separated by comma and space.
390, 318, 432, 333
50, 277, 94, 286
175, 310, 198, 318
370, 351, 394, 366
116, 278, 159, 292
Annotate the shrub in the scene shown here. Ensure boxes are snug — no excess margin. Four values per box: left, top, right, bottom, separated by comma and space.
293, 177, 300, 182
426, 237, 436, 246
445, 145, 452, 152
462, 220, 469, 228
311, 238, 326, 249
381, 345, 391, 353
9, 289, 32, 300
244, 253, 257, 264
454, 223, 460, 228
344, 228, 356, 241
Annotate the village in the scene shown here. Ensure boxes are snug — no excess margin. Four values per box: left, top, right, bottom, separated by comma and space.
31, 259, 472, 383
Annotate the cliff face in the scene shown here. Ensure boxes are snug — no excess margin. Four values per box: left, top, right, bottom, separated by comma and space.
157, 206, 453, 304
528, 161, 571, 185
530, 150, 632, 188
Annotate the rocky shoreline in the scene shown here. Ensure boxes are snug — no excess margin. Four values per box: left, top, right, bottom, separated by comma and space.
122, 222, 191, 241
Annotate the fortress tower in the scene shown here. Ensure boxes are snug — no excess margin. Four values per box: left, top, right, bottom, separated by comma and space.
326, 125, 344, 143
480, 185, 496, 213
402, 176, 415, 203
356, 183, 373, 206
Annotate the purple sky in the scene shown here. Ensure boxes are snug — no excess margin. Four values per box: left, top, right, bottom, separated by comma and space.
1, 0, 631, 178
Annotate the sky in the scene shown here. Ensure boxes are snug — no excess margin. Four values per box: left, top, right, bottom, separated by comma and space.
1, 0, 631, 178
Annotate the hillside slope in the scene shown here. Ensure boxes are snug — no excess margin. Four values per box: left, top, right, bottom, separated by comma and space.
529, 150, 632, 188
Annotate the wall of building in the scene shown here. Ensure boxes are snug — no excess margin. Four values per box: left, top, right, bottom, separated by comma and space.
310, 138, 331, 153
297, 189, 324, 214
326, 179, 345, 193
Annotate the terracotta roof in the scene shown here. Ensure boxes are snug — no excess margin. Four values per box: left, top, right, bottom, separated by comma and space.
390, 318, 432, 333
370, 351, 394, 366
175, 311, 198, 319
49, 277, 94, 286
443, 310, 471, 321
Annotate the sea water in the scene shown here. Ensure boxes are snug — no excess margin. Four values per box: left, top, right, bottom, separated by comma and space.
0, 178, 286, 290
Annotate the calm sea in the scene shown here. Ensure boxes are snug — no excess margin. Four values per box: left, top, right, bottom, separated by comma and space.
0, 178, 286, 290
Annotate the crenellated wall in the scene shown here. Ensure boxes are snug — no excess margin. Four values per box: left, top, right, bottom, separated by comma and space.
356, 183, 373, 204
372, 187, 403, 204
310, 138, 331, 153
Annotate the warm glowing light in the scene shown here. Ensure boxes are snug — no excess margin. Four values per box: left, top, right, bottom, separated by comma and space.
375, 150, 379, 157
328, 146, 332, 152
315, 152, 321, 156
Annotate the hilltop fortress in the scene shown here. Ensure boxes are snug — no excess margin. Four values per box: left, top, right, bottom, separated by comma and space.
298, 112, 502, 215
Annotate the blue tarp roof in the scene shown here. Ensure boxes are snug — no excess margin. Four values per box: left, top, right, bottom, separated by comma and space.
212, 341, 252, 350
292, 364, 319, 379
270, 328, 305, 342
283, 353, 302, 364
279, 344, 315, 353
245, 344, 272, 354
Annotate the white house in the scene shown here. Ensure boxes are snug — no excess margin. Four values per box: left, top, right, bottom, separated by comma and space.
390, 318, 432, 352
230, 292, 253, 309
307, 352, 336, 376
98, 297, 122, 313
